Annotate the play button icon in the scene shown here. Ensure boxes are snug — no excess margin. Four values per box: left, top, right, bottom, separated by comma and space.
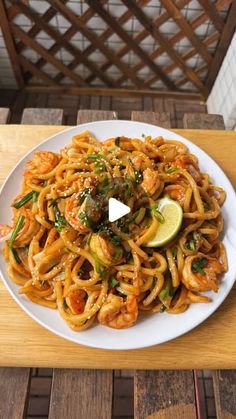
108, 197, 131, 222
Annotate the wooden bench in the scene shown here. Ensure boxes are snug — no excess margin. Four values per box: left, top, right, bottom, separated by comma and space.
0, 107, 235, 419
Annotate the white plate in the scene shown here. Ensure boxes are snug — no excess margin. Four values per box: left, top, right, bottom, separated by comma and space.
0, 120, 236, 350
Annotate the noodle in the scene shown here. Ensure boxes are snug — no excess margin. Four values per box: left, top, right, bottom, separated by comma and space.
1, 132, 227, 330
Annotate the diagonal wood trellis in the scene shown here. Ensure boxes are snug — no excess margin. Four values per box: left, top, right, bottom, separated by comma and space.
0, 0, 235, 98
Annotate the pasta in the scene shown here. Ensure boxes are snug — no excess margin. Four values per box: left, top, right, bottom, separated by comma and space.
1, 131, 228, 330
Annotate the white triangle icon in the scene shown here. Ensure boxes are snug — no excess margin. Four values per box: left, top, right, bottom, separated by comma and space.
108, 197, 131, 222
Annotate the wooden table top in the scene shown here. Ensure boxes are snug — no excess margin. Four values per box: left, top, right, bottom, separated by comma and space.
0, 125, 236, 369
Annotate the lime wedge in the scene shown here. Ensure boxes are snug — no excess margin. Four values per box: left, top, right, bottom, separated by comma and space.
144, 197, 183, 247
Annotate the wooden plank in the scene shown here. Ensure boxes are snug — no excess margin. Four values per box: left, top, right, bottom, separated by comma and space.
122, 0, 208, 96
143, 97, 153, 111
11, 24, 87, 87
19, 55, 57, 86
132, 111, 171, 128
183, 113, 225, 129
161, 0, 212, 64
86, 0, 177, 91
48, 369, 113, 419
0, 108, 10, 124
77, 110, 117, 124
213, 370, 236, 419
134, 370, 197, 419
198, 0, 225, 33
0, 367, 30, 419
24, 85, 205, 101
21, 108, 63, 125
206, 1, 236, 90
0, 1, 24, 87
12, 0, 114, 88
49, 0, 147, 89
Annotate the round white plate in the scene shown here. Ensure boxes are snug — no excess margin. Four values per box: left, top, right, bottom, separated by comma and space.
0, 120, 236, 350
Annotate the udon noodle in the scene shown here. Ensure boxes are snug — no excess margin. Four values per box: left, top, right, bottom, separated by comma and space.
1, 132, 228, 330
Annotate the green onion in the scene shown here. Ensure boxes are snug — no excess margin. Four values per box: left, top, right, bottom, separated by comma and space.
109, 277, 119, 289
78, 188, 92, 205
78, 212, 94, 229
192, 257, 208, 275
159, 289, 168, 300
152, 276, 157, 289
149, 204, 165, 224
166, 167, 179, 174
141, 133, 145, 138
11, 248, 21, 264
127, 210, 139, 224
128, 158, 142, 184
169, 283, 175, 297
111, 235, 122, 245
160, 304, 166, 313
54, 206, 67, 233
9, 215, 25, 250
94, 160, 105, 174
172, 247, 177, 258
114, 248, 123, 260
13, 191, 34, 209
63, 300, 68, 309
32, 191, 39, 203
115, 137, 120, 147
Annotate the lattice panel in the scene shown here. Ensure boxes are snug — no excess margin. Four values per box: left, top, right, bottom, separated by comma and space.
0, 0, 234, 96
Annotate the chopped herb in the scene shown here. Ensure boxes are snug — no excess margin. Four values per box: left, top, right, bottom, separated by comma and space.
111, 235, 122, 245
159, 289, 168, 300
9, 215, 25, 250
185, 231, 201, 251
94, 160, 105, 174
188, 239, 196, 251
114, 248, 123, 260
23, 245, 29, 255
120, 225, 129, 233
193, 231, 201, 241
141, 133, 145, 138
169, 282, 175, 297
115, 137, 120, 147
54, 206, 67, 233
95, 259, 108, 277
160, 304, 166, 313
49, 194, 72, 207
166, 167, 179, 174
32, 191, 39, 203
152, 276, 157, 289
63, 300, 68, 310
149, 204, 165, 224
109, 277, 119, 289
127, 211, 139, 224
78, 188, 92, 205
13, 191, 35, 209
78, 212, 94, 229
172, 247, 177, 258
88, 153, 103, 160
11, 248, 21, 264
128, 158, 142, 184
191, 257, 208, 275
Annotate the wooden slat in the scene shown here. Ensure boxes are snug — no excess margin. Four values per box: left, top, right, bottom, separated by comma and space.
21, 108, 63, 125
160, 0, 212, 64
48, 369, 113, 419
0, 1, 24, 87
183, 113, 225, 130
0, 367, 30, 419
198, 0, 225, 33
213, 370, 236, 419
0, 108, 10, 124
132, 111, 171, 128
49, 0, 147, 89
122, 0, 208, 96
206, 0, 236, 90
11, 24, 87, 87
77, 110, 117, 124
19, 55, 57, 86
134, 370, 197, 419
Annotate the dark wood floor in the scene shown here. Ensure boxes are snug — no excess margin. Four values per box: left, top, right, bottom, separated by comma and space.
0, 89, 207, 127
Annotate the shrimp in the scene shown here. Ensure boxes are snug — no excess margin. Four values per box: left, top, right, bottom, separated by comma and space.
175, 155, 201, 183
141, 168, 160, 196
25, 151, 59, 175
65, 192, 101, 233
127, 155, 143, 178
89, 234, 123, 266
164, 184, 186, 205
0, 224, 12, 238
98, 294, 138, 329
182, 254, 224, 292
66, 289, 86, 314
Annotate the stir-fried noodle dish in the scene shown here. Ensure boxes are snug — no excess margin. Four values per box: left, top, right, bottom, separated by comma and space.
1, 132, 228, 330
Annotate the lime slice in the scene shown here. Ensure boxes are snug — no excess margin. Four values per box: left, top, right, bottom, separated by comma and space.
144, 197, 183, 247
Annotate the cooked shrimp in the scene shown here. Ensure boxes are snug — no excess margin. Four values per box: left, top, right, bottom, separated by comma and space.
66, 289, 86, 314
164, 184, 186, 205
127, 155, 143, 178
175, 155, 201, 183
65, 192, 101, 233
182, 254, 224, 292
97, 294, 138, 329
0, 224, 12, 238
25, 151, 59, 175
89, 233, 123, 266
141, 168, 160, 196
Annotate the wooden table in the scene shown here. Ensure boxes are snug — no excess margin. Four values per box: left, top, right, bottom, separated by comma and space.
0, 125, 236, 370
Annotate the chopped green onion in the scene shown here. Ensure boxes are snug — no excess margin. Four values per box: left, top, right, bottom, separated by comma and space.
78, 212, 94, 229
78, 188, 92, 206
127, 210, 139, 224
166, 167, 179, 174
141, 133, 145, 138
94, 160, 105, 174
160, 304, 166, 313
109, 277, 119, 289
191, 257, 208, 275
11, 248, 21, 264
128, 158, 142, 184
111, 235, 122, 246
115, 137, 120, 147
152, 276, 157, 289
159, 289, 168, 300
13, 191, 34, 209
172, 247, 177, 258
63, 300, 68, 309
9, 215, 25, 249
54, 206, 67, 233
114, 248, 123, 260
149, 204, 165, 224
32, 191, 39, 203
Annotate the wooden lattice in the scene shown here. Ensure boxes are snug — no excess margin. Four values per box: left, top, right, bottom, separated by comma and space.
0, 0, 235, 98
